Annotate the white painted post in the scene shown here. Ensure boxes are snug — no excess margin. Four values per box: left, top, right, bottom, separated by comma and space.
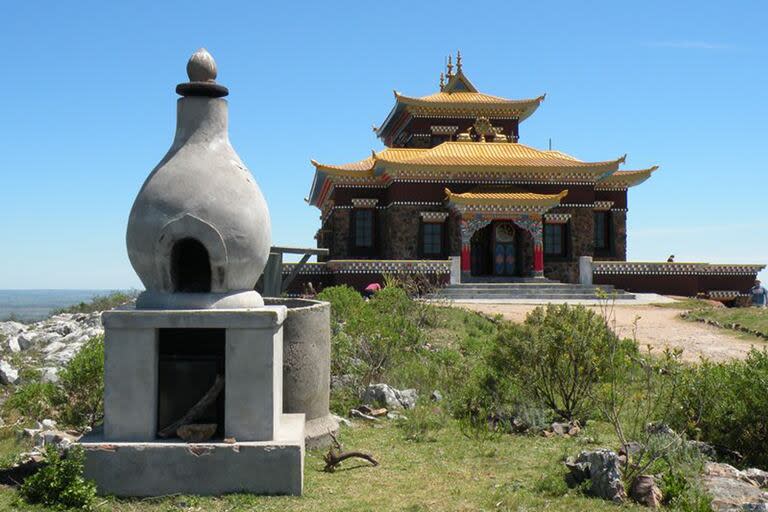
450, 256, 461, 284
579, 256, 593, 286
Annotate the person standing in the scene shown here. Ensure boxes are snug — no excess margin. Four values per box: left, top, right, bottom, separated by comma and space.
749, 279, 767, 308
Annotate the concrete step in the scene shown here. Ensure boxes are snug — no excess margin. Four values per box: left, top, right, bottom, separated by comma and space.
435, 294, 636, 301
432, 281, 635, 301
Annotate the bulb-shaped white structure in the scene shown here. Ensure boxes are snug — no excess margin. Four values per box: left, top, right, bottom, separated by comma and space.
126, 49, 270, 309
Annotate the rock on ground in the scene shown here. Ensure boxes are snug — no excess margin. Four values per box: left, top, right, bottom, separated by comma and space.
0, 360, 19, 385
566, 449, 626, 503
0, 321, 26, 338
362, 384, 418, 410
630, 474, 663, 508
703, 462, 768, 512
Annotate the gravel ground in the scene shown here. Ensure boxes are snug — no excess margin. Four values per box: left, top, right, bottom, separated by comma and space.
458, 303, 765, 362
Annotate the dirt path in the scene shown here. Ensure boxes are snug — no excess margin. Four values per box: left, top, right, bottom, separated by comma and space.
458, 303, 764, 362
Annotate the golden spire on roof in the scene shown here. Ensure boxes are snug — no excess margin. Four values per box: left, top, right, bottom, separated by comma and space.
456, 50, 462, 73
446, 54, 454, 78
439, 72, 445, 91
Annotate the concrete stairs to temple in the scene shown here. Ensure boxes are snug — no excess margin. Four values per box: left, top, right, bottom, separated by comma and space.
432, 279, 636, 301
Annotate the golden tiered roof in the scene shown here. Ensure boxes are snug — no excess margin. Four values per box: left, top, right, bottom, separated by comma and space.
445, 188, 568, 207
392, 90, 546, 119
311, 142, 625, 177
376, 54, 546, 140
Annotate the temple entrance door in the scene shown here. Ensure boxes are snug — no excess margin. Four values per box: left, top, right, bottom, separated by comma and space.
493, 222, 517, 276
470, 224, 492, 276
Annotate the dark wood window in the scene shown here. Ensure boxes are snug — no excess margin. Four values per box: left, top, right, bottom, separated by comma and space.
594, 211, 612, 255
351, 209, 375, 256
421, 222, 444, 257
544, 223, 568, 257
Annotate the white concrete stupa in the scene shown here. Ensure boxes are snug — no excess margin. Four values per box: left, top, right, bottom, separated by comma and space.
127, 48, 270, 310
79, 49, 305, 497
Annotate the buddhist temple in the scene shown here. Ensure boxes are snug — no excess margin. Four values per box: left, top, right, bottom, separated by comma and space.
295, 54, 762, 299
306, 53, 655, 283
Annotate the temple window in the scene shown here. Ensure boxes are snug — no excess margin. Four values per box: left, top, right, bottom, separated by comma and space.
421, 222, 444, 258
594, 211, 612, 255
544, 223, 568, 258
352, 209, 375, 253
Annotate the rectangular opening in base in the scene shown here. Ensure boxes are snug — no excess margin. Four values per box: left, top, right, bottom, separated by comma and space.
157, 328, 225, 440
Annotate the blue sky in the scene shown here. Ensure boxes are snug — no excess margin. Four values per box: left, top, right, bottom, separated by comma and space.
0, 1, 765, 289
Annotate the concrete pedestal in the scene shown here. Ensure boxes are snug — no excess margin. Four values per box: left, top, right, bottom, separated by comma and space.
82, 305, 305, 496
80, 414, 304, 496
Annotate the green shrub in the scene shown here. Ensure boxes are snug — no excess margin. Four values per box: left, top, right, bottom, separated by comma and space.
19, 445, 97, 510
57, 336, 104, 428
54, 291, 134, 315
5, 336, 104, 429
4, 381, 59, 423
317, 285, 364, 326
490, 304, 635, 421
670, 349, 768, 467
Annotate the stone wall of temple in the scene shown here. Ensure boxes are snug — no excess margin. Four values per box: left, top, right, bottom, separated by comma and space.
543, 207, 592, 283
382, 206, 421, 259
330, 209, 350, 259
612, 210, 627, 261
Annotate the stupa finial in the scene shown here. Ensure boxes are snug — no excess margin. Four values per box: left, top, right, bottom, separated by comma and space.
446, 54, 454, 78
439, 72, 445, 91
187, 48, 217, 82
176, 48, 229, 98
456, 50, 462, 72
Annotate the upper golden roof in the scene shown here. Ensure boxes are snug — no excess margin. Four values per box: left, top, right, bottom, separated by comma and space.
393, 90, 546, 117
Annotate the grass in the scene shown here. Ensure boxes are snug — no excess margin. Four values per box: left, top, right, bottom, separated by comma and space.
684, 307, 768, 338
0, 420, 644, 512
652, 297, 768, 339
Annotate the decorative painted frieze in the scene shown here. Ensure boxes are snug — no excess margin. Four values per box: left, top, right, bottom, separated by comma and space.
327, 259, 451, 274
420, 211, 449, 222
281, 262, 332, 275
430, 125, 459, 135
544, 213, 571, 224
351, 198, 380, 208
593, 201, 614, 211
593, 261, 766, 276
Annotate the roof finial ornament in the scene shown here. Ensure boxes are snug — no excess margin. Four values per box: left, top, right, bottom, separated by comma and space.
176, 48, 229, 98
446, 54, 454, 78
439, 72, 445, 91
456, 50, 462, 73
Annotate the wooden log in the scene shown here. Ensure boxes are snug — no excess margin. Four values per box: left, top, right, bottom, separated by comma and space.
157, 374, 224, 438
323, 449, 379, 472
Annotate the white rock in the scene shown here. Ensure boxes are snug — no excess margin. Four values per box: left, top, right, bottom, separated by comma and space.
42, 341, 65, 354
0, 321, 27, 338
41, 419, 57, 430
35, 332, 62, 346
48, 321, 78, 336
0, 360, 19, 385
22, 428, 40, 438
7, 336, 21, 353
41, 367, 59, 384
50, 345, 79, 364
60, 332, 83, 344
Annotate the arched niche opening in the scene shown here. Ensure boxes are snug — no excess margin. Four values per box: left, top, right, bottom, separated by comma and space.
171, 238, 212, 293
